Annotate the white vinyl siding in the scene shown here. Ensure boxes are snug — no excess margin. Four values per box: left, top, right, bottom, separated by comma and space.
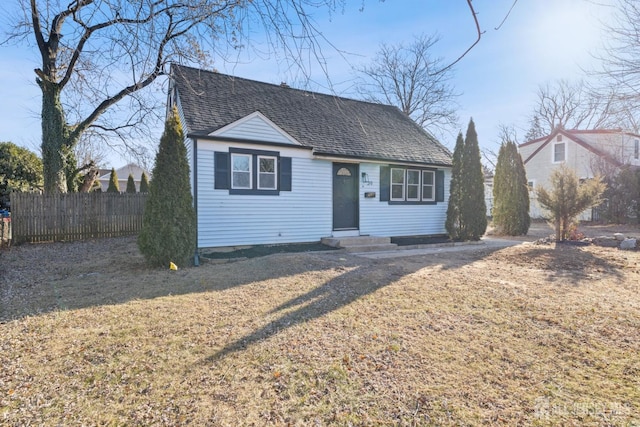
213, 113, 298, 144
197, 141, 331, 248
360, 163, 450, 236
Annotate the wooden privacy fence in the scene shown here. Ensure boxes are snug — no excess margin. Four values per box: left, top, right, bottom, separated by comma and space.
11, 192, 148, 244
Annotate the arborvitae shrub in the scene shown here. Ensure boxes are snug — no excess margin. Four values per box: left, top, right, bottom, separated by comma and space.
126, 174, 136, 193
137, 106, 196, 267
492, 140, 530, 235
106, 168, 120, 193
446, 119, 487, 240
140, 172, 150, 193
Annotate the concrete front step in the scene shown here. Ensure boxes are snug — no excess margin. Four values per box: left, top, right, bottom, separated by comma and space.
321, 235, 391, 248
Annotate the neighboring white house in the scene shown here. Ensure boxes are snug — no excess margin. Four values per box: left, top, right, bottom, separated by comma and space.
518, 128, 640, 219
97, 163, 150, 192
169, 64, 453, 249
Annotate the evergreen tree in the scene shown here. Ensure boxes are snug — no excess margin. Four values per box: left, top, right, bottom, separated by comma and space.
106, 168, 120, 193
492, 140, 530, 235
460, 119, 487, 239
536, 165, 605, 241
445, 132, 464, 239
0, 142, 43, 208
140, 172, 150, 193
126, 174, 137, 193
138, 106, 196, 267
445, 119, 487, 240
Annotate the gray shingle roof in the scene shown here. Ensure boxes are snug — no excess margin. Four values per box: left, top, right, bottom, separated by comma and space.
171, 64, 452, 166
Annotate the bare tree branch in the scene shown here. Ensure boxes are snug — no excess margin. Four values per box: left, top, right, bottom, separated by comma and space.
355, 33, 460, 139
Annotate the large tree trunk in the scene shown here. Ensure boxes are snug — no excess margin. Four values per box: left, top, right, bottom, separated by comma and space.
40, 81, 70, 193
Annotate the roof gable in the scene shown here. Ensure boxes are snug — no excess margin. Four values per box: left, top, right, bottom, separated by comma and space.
521, 129, 623, 167
211, 111, 301, 145
170, 64, 452, 167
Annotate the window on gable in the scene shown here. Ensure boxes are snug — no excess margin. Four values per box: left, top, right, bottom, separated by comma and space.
422, 170, 435, 201
232, 154, 252, 189
391, 168, 405, 201
258, 156, 277, 189
553, 142, 565, 163
215, 149, 292, 195
556, 134, 563, 142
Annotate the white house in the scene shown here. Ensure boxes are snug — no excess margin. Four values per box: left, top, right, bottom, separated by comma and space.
518, 128, 640, 219
97, 163, 150, 192
169, 65, 453, 249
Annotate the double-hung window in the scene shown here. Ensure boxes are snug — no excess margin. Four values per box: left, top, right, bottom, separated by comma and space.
231, 153, 252, 189
422, 170, 435, 201
391, 168, 406, 201
406, 170, 420, 201
258, 156, 277, 190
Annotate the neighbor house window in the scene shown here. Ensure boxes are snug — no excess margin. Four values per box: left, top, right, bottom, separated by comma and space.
553, 142, 565, 163
391, 168, 405, 201
422, 170, 435, 201
635, 139, 639, 160
258, 156, 277, 190
406, 169, 420, 201
231, 153, 252, 189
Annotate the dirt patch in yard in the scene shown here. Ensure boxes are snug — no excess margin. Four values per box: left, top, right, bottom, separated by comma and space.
1, 222, 639, 425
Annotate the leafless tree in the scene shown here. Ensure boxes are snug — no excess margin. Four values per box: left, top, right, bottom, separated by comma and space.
2, 0, 492, 193
595, 0, 640, 105
2, 0, 359, 193
526, 80, 615, 137
355, 34, 460, 139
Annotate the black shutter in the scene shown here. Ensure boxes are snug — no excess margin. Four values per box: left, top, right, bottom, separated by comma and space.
214, 151, 229, 189
435, 169, 445, 202
280, 157, 292, 191
380, 166, 390, 201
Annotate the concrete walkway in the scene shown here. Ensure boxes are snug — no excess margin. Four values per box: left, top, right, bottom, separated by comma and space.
352, 237, 530, 259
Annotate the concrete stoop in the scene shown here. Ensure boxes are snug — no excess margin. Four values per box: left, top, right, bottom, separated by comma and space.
321, 236, 398, 252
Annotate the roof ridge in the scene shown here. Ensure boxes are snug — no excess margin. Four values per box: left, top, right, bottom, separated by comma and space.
171, 63, 405, 112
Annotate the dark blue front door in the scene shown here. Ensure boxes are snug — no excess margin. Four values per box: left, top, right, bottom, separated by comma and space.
332, 163, 359, 230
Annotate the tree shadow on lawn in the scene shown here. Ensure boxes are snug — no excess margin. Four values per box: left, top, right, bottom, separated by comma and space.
1, 236, 510, 322
0, 239, 349, 322
203, 243, 566, 362
489, 242, 626, 285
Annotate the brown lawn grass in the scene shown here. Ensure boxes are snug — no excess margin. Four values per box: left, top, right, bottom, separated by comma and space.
1, 228, 639, 425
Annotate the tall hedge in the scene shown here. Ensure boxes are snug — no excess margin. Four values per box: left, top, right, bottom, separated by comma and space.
139, 172, 150, 193
446, 119, 487, 240
126, 173, 136, 193
492, 140, 530, 235
106, 168, 120, 193
138, 106, 196, 267
445, 132, 464, 238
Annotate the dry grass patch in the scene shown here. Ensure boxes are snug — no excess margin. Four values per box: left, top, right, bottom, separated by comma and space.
1, 235, 639, 425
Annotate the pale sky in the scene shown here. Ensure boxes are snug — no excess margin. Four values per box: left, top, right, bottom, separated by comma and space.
0, 0, 617, 168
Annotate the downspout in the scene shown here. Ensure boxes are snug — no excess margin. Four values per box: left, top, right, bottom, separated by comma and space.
193, 137, 200, 266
